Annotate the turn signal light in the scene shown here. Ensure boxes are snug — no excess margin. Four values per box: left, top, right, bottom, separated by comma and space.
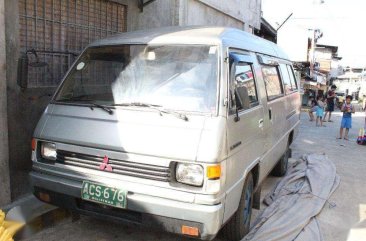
31, 138, 36, 151
207, 165, 221, 180
181, 225, 199, 237
39, 192, 50, 203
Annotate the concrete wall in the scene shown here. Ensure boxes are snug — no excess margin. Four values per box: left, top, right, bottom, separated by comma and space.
196, 0, 261, 31
0, 0, 11, 206
185, 0, 244, 29
126, 0, 176, 30
123, 0, 262, 32
5, 0, 56, 199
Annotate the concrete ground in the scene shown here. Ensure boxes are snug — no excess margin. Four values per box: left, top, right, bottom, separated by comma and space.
21, 111, 366, 241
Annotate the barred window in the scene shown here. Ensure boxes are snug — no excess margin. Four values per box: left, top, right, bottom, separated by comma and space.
19, 0, 127, 87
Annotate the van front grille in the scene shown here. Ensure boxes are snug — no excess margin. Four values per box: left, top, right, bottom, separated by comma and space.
56, 150, 171, 182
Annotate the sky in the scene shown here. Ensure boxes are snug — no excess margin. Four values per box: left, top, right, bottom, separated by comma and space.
262, 0, 366, 67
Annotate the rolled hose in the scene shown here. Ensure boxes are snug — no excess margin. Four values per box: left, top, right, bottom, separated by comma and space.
0, 210, 24, 241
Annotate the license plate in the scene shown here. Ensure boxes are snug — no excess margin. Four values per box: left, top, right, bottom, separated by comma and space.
81, 181, 127, 208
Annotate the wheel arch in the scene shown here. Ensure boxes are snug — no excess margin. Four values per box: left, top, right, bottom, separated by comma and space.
222, 160, 259, 225
288, 130, 294, 146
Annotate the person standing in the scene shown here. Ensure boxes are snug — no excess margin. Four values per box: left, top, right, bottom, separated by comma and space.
338, 95, 355, 140
308, 97, 318, 121
363, 95, 366, 129
323, 85, 337, 122
316, 95, 325, 127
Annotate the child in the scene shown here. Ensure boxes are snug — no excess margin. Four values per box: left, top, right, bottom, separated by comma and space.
316, 95, 325, 127
308, 98, 318, 121
364, 100, 366, 129
338, 95, 355, 140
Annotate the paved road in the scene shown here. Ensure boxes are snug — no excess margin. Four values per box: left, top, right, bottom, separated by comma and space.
290, 111, 366, 241
22, 111, 366, 241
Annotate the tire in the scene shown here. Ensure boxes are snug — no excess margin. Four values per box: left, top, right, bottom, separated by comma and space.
271, 146, 291, 177
223, 172, 254, 241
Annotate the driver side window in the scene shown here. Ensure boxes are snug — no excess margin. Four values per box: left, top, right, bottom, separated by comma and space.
230, 61, 259, 113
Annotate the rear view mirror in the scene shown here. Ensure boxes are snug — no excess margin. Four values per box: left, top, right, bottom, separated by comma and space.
17, 53, 28, 90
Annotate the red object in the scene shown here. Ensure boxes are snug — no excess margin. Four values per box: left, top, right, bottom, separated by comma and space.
31, 138, 36, 151
99, 155, 113, 172
357, 128, 366, 145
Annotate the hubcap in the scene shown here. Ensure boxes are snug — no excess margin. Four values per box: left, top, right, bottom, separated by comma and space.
243, 184, 253, 224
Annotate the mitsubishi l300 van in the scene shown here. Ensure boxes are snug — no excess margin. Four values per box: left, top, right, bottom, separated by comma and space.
30, 26, 300, 241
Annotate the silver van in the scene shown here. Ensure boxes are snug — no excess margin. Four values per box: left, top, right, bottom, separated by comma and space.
30, 26, 300, 241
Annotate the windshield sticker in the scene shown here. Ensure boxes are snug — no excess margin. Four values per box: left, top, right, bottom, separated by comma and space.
76, 62, 86, 70
209, 46, 217, 55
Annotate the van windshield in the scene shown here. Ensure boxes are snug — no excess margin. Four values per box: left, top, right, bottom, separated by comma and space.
54, 45, 219, 114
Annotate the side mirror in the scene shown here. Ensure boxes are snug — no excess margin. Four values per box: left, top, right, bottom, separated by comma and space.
17, 50, 49, 90
17, 53, 28, 90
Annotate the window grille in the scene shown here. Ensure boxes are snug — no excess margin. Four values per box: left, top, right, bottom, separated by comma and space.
19, 0, 127, 87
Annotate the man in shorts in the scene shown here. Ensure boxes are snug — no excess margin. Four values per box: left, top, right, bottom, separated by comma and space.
323, 85, 337, 122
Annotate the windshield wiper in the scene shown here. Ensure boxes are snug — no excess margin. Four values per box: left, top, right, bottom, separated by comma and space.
112, 102, 189, 121
113, 102, 162, 108
160, 109, 189, 121
89, 103, 114, 115
57, 95, 92, 101
56, 97, 114, 115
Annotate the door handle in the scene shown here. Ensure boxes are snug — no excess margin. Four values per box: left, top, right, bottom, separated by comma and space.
258, 119, 264, 128
268, 108, 272, 120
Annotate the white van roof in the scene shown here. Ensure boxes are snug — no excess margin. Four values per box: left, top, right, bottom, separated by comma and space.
89, 26, 290, 61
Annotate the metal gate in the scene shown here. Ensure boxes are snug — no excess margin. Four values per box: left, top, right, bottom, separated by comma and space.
19, 0, 127, 87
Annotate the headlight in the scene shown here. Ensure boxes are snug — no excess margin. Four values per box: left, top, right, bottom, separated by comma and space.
41, 142, 56, 161
176, 163, 204, 186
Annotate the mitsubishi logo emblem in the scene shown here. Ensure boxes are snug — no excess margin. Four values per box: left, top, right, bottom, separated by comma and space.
99, 155, 113, 172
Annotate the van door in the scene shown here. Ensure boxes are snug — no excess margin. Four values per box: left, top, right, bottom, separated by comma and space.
278, 63, 301, 131
258, 58, 288, 178
225, 51, 265, 190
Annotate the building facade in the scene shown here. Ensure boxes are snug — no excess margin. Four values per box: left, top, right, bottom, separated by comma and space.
334, 67, 366, 100
0, 0, 262, 205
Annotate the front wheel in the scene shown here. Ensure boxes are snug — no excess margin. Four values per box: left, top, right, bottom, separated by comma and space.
223, 172, 254, 241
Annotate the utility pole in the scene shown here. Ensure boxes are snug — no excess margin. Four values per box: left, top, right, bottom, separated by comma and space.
308, 28, 323, 96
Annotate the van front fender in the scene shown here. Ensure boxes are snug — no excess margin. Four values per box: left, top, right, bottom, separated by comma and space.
222, 158, 260, 225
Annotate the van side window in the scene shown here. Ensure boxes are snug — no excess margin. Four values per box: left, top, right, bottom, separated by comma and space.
262, 66, 283, 100
286, 65, 298, 90
231, 62, 259, 111
279, 64, 292, 94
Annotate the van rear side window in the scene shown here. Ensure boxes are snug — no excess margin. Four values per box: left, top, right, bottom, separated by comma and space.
279, 64, 292, 94
262, 66, 283, 100
286, 65, 298, 91
279, 64, 298, 94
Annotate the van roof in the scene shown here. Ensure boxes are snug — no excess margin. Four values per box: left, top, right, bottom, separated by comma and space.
89, 26, 290, 61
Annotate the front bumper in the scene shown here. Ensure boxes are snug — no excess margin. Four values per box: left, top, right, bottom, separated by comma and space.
30, 171, 224, 240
